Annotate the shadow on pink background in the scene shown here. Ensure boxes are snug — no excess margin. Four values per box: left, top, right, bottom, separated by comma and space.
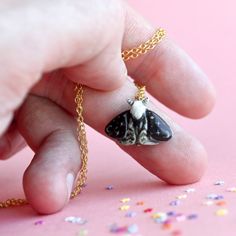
0, 0, 236, 235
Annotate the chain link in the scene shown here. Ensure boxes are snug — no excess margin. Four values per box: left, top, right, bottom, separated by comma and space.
122, 28, 165, 61
0, 27, 165, 208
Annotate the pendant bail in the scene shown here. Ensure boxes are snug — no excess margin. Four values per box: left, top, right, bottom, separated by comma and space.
134, 82, 146, 101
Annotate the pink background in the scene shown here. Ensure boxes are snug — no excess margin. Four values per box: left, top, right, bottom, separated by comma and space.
0, 0, 236, 235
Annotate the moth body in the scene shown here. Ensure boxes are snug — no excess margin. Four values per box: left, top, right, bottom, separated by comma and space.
105, 98, 172, 145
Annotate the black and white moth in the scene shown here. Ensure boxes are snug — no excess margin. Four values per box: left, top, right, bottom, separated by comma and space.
105, 97, 172, 145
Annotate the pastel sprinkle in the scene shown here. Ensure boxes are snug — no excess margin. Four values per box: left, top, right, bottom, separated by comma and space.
187, 214, 198, 220
227, 187, 236, 192
106, 185, 114, 190
162, 222, 172, 230
120, 198, 131, 203
110, 224, 127, 233
136, 201, 144, 206
203, 200, 214, 206
152, 212, 168, 223
206, 194, 223, 200
172, 230, 183, 236
127, 224, 139, 234
34, 220, 44, 225
176, 194, 187, 200
76, 229, 89, 236
167, 211, 176, 216
185, 188, 196, 193
125, 211, 137, 218
214, 180, 225, 186
216, 209, 228, 216
119, 205, 130, 211
144, 208, 153, 213
110, 224, 138, 234
64, 216, 87, 225
176, 214, 186, 222
216, 201, 227, 206
169, 200, 181, 206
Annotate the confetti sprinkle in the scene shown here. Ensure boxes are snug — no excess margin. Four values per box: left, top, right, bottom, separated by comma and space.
76, 229, 89, 236
187, 214, 198, 220
176, 194, 187, 200
216, 201, 226, 206
169, 200, 181, 206
206, 194, 224, 200
152, 212, 168, 223
120, 198, 131, 203
64, 216, 87, 225
176, 214, 186, 222
119, 205, 130, 211
34, 220, 44, 225
167, 211, 176, 216
185, 188, 196, 193
144, 208, 153, 213
203, 200, 214, 206
110, 224, 127, 233
110, 224, 138, 234
162, 221, 172, 230
127, 224, 139, 234
216, 209, 228, 216
125, 211, 137, 218
214, 180, 225, 186
106, 185, 114, 190
172, 229, 183, 236
136, 201, 144, 206
227, 187, 236, 192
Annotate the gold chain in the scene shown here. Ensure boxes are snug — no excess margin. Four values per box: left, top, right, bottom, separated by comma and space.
0, 28, 165, 208
122, 28, 165, 61
71, 84, 88, 198
123, 28, 166, 100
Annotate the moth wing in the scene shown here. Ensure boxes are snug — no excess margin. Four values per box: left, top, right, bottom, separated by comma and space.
146, 109, 172, 141
105, 110, 131, 139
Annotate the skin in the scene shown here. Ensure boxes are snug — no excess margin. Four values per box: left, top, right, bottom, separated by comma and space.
0, 0, 216, 214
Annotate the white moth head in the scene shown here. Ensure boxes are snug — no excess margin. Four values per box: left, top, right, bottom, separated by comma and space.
127, 97, 149, 120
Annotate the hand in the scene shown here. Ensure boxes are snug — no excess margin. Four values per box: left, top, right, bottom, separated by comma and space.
0, 0, 216, 214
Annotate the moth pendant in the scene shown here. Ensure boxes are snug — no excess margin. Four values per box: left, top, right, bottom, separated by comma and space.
105, 97, 172, 145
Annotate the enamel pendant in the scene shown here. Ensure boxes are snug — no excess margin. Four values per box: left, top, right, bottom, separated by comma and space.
105, 96, 172, 145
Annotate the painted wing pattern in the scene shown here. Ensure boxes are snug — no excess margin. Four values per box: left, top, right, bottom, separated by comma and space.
105, 109, 172, 145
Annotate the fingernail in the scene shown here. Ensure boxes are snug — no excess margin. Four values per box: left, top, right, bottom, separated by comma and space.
66, 173, 75, 201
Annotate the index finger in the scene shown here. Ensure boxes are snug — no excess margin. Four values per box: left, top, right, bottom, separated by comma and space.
122, 5, 216, 118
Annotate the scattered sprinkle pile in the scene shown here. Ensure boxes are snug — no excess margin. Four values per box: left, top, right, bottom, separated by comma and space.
32, 180, 233, 235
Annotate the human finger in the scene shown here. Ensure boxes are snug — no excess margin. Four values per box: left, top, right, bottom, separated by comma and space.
15, 95, 82, 214
33, 78, 207, 184
121, 5, 216, 118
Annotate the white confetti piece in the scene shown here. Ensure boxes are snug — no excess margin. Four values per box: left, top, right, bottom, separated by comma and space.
65, 216, 87, 225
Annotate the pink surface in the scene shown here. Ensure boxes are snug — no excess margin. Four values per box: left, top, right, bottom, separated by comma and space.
0, 0, 236, 235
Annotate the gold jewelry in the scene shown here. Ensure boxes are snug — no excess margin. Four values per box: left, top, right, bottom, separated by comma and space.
0, 28, 166, 208
121, 28, 165, 61
105, 28, 172, 145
